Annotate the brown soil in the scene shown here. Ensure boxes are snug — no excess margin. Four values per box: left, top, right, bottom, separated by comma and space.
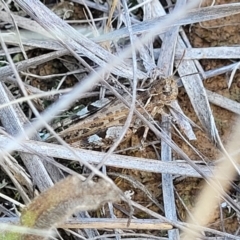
1, 0, 240, 238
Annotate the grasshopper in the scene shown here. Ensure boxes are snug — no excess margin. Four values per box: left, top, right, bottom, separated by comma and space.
55, 76, 178, 149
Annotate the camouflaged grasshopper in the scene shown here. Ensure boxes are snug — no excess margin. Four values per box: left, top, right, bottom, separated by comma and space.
53, 75, 178, 149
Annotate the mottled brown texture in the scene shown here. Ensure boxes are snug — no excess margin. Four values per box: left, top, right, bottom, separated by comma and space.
59, 76, 178, 148
20, 176, 121, 240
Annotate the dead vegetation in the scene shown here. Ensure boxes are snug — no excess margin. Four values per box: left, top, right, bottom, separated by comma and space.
1, 0, 240, 239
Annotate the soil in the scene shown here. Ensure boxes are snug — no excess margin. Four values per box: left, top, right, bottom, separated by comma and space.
1, 0, 240, 238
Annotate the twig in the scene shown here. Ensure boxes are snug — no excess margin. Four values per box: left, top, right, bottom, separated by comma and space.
206, 89, 240, 115
0, 217, 172, 230
156, 0, 183, 238
0, 49, 68, 79
0, 135, 216, 178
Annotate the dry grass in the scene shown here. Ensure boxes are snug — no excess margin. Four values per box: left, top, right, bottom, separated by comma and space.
1, 0, 240, 239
